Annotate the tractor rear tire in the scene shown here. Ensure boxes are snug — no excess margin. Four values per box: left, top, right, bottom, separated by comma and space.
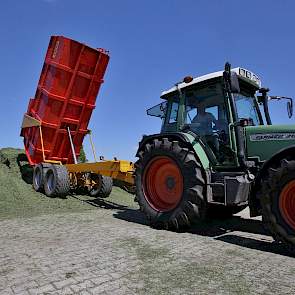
135, 137, 206, 231
89, 175, 113, 198
44, 165, 70, 198
260, 159, 295, 248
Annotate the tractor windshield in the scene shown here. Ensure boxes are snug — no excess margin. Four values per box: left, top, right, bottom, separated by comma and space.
184, 83, 231, 159
234, 94, 261, 126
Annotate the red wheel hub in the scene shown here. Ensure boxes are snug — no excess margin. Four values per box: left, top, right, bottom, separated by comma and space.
143, 156, 183, 212
279, 180, 295, 230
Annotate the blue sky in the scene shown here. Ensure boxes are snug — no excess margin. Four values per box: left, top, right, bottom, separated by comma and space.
0, 0, 294, 161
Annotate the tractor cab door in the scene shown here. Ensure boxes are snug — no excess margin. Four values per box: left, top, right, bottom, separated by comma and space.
163, 100, 179, 132
184, 82, 237, 167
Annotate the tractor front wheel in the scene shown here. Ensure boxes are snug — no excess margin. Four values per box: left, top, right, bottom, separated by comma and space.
260, 159, 295, 248
135, 138, 206, 230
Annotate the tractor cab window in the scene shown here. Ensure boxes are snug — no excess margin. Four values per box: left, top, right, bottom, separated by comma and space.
185, 89, 229, 137
206, 106, 218, 119
186, 105, 218, 136
184, 84, 231, 162
169, 102, 179, 123
234, 94, 260, 126
147, 102, 167, 118
147, 101, 168, 130
157, 100, 180, 132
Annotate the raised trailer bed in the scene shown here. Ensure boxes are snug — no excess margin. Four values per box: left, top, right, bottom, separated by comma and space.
21, 36, 134, 198
21, 36, 109, 165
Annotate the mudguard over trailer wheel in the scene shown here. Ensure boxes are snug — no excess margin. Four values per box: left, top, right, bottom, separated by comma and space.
89, 175, 113, 198
260, 159, 295, 248
44, 165, 70, 197
135, 138, 206, 230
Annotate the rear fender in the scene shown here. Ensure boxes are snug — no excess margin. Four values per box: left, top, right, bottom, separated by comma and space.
136, 133, 210, 171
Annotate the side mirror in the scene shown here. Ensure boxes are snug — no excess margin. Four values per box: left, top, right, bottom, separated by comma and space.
287, 99, 293, 118
230, 72, 240, 93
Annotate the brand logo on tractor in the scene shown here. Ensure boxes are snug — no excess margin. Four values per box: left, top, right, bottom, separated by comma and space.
250, 133, 295, 141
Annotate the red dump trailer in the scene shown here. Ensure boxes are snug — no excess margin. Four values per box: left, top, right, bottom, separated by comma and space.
20, 36, 133, 199
21, 36, 109, 165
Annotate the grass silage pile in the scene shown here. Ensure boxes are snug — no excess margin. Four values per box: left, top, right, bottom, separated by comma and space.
0, 148, 136, 220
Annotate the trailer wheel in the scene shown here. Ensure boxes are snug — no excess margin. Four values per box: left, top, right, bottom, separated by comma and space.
260, 159, 295, 248
135, 137, 206, 230
44, 165, 70, 197
32, 164, 43, 192
32, 163, 52, 192
89, 174, 113, 198
98, 176, 113, 198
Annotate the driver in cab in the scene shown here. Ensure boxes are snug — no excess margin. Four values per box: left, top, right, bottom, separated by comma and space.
191, 105, 219, 153
191, 105, 217, 135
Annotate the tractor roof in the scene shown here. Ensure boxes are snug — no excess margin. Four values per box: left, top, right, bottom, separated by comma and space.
161, 67, 261, 97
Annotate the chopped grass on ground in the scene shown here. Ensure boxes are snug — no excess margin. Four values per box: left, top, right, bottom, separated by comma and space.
0, 148, 137, 220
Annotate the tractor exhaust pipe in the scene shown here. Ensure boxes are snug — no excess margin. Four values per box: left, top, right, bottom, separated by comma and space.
223, 62, 247, 169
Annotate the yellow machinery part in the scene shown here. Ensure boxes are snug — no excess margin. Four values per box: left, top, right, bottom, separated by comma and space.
65, 161, 135, 185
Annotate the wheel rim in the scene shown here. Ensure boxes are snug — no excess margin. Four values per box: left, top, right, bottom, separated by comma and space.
34, 167, 42, 188
279, 180, 295, 230
143, 156, 183, 212
47, 170, 55, 193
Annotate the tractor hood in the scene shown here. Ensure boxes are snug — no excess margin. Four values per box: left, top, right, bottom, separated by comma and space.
245, 125, 295, 162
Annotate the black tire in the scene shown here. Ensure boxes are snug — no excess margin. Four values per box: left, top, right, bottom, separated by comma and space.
89, 175, 113, 198
32, 163, 52, 192
207, 204, 247, 219
259, 159, 295, 248
32, 164, 43, 192
135, 137, 206, 230
41, 163, 52, 178
44, 165, 70, 197
98, 176, 113, 198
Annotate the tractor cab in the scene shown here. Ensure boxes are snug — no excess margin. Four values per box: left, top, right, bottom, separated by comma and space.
147, 67, 264, 166
147, 66, 294, 167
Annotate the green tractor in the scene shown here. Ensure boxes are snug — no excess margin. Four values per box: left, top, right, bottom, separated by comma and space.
135, 62, 295, 248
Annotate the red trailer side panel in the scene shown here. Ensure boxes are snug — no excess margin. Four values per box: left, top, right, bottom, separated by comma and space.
21, 36, 109, 165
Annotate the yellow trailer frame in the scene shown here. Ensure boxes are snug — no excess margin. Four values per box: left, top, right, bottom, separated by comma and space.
65, 160, 134, 185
